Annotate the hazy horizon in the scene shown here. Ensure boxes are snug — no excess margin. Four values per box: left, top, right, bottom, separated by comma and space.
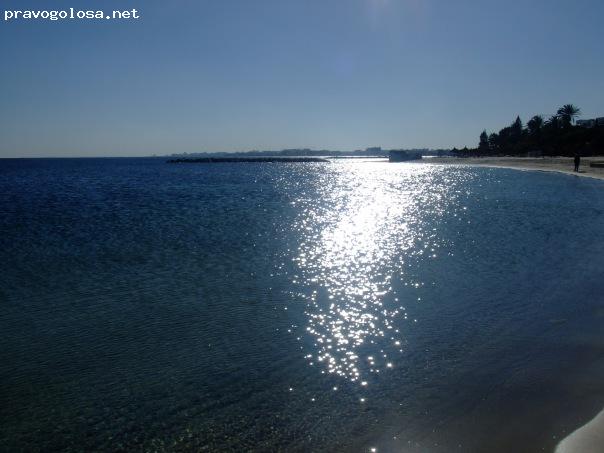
1, 0, 604, 158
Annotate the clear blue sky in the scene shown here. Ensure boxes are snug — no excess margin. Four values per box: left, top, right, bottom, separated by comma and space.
1, 0, 603, 157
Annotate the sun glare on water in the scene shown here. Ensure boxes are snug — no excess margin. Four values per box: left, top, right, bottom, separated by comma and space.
290, 162, 464, 383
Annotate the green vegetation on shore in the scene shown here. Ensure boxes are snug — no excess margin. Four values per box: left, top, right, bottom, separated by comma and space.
454, 104, 604, 157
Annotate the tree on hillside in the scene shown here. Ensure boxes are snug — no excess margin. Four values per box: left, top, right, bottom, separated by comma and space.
470, 104, 599, 157
527, 115, 543, 135
557, 104, 581, 127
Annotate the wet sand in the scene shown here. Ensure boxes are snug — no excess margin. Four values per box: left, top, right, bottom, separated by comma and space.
422, 156, 604, 180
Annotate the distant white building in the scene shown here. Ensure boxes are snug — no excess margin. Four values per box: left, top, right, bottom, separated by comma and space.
576, 117, 604, 128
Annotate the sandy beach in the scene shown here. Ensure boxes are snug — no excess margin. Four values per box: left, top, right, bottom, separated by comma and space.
423, 156, 604, 181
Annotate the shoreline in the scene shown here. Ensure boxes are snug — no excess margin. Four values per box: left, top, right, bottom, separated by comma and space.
420, 156, 604, 181
426, 155, 604, 452
555, 408, 604, 453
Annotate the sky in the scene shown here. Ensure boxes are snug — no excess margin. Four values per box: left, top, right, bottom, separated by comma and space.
1, 0, 603, 157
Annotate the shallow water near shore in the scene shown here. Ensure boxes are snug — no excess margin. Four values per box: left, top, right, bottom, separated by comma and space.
1, 158, 604, 452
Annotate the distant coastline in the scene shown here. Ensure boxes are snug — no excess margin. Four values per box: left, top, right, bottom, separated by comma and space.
167, 147, 450, 160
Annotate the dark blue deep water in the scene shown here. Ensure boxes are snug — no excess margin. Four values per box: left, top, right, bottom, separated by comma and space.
1, 158, 604, 452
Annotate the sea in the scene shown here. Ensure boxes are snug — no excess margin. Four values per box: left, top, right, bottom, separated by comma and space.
1, 157, 604, 452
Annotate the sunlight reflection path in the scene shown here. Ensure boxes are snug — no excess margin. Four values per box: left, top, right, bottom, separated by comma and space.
292, 163, 463, 383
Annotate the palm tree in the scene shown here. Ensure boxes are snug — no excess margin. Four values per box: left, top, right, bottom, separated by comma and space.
546, 115, 559, 130
527, 115, 543, 135
557, 104, 581, 127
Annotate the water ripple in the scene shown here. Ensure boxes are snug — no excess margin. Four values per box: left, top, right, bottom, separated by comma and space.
286, 162, 473, 383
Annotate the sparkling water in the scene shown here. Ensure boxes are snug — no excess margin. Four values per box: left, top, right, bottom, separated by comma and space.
1, 158, 604, 452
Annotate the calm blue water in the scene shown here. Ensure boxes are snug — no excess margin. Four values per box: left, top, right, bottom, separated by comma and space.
1, 158, 604, 452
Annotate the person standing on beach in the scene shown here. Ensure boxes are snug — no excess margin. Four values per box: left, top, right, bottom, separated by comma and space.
574, 153, 581, 172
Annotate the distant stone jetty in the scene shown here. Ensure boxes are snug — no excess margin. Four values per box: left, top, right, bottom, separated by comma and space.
167, 157, 329, 163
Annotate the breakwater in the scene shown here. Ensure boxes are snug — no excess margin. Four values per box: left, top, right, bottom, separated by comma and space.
168, 157, 329, 163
